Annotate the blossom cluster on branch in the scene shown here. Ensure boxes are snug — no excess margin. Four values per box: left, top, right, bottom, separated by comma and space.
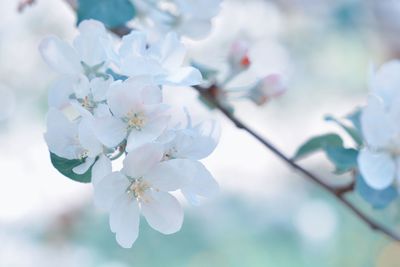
40, 20, 219, 248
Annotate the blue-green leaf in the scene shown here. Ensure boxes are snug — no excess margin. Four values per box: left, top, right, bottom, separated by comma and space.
355, 173, 397, 209
325, 115, 362, 146
325, 146, 358, 174
293, 133, 343, 160
50, 153, 93, 183
347, 109, 362, 136
106, 69, 128, 81
77, 0, 136, 28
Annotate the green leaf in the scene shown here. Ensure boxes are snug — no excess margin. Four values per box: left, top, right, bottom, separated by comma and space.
325, 146, 358, 174
293, 133, 343, 160
50, 153, 94, 183
325, 115, 362, 146
77, 0, 136, 28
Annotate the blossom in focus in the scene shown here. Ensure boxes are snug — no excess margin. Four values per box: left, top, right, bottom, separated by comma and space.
39, 20, 112, 78
117, 31, 202, 86
161, 119, 220, 205
358, 61, 400, 190
247, 74, 287, 106
44, 108, 104, 174
93, 77, 170, 151
93, 143, 189, 248
40, 19, 219, 248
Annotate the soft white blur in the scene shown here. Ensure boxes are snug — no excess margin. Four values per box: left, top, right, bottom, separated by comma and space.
0, 0, 398, 266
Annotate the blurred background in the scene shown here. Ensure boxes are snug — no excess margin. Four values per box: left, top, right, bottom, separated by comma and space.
1, 0, 400, 266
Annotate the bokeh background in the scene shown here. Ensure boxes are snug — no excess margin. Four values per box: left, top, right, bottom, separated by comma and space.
1, 0, 400, 266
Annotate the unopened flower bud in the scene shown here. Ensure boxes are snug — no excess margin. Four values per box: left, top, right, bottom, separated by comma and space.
248, 74, 286, 105
228, 39, 251, 72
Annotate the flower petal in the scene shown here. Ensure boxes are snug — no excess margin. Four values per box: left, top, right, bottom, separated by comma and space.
109, 194, 140, 248
358, 148, 395, 190
181, 161, 219, 205
122, 143, 164, 178
94, 172, 129, 211
126, 115, 169, 151
93, 116, 127, 148
91, 77, 112, 102
161, 67, 203, 86
145, 159, 191, 191
107, 79, 144, 118
48, 77, 74, 109
370, 60, 400, 107
73, 19, 110, 66
79, 117, 103, 157
39, 36, 81, 75
141, 191, 183, 235
158, 32, 186, 70
44, 108, 79, 159
361, 95, 395, 148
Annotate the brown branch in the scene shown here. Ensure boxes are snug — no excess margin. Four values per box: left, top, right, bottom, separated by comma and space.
194, 85, 400, 242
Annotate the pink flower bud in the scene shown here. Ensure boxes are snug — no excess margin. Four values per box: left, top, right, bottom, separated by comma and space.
248, 74, 287, 105
228, 39, 251, 71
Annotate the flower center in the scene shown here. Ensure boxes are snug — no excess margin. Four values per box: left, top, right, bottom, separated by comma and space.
78, 149, 89, 159
128, 178, 150, 201
127, 112, 146, 130
80, 96, 94, 110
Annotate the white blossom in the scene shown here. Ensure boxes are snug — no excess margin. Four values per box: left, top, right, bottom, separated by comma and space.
40, 19, 219, 249
358, 61, 400, 190
93, 77, 170, 151
44, 108, 104, 174
93, 143, 189, 248
160, 119, 220, 205
117, 31, 202, 86
39, 20, 113, 78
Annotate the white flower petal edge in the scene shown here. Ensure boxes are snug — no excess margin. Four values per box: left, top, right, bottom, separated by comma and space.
358, 149, 395, 190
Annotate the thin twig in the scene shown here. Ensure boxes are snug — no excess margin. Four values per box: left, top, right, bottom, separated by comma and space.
194, 85, 400, 242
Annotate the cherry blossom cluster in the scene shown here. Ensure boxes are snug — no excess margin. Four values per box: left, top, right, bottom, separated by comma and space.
40, 20, 219, 248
